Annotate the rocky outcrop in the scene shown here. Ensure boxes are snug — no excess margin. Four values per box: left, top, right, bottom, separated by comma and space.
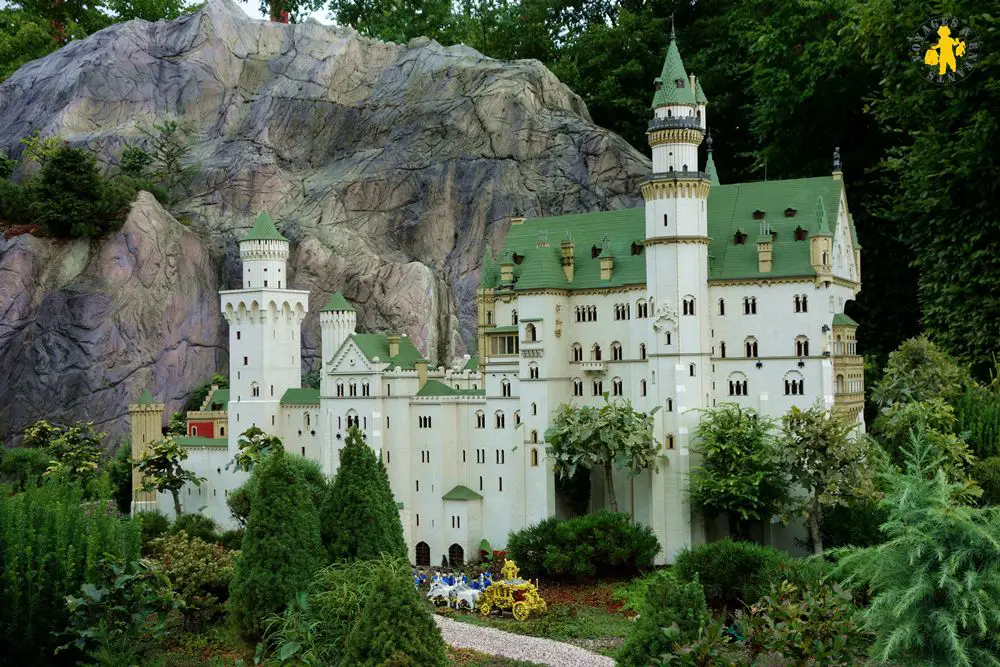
0, 0, 649, 442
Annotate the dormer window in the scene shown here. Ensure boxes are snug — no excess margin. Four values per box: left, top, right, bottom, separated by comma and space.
785, 207, 798, 217
591, 245, 601, 259
794, 226, 807, 241
631, 242, 643, 256
512, 253, 525, 265
675, 78, 686, 88
752, 209, 766, 220
734, 230, 748, 245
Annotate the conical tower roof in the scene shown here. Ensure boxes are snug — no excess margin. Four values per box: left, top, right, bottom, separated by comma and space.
136, 388, 156, 405
321, 290, 356, 312
695, 77, 709, 105
705, 130, 720, 185
652, 32, 696, 107
242, 211, 288, 242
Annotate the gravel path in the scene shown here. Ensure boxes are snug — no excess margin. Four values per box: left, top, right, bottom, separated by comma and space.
434, 615, 616, 667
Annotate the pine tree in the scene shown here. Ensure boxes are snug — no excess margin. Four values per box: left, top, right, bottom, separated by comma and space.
229, 449, 326, 639
321, 426, 406, 562
339, 562, 448, 667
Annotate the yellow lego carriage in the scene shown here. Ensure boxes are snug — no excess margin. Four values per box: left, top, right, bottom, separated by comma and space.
477, 559, 547, 621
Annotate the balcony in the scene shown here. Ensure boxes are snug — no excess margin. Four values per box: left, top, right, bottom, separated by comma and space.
579, 360, 606, 373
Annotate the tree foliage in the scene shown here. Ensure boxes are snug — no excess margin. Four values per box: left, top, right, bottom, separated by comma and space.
544, 395, 658, 513
617, 571, 708, 667
230, 449, 327, 639
321, 426, 405, 562
689, 404, 788, 539
136, 436, 205, 517
872, 398, 977, 485
779, 404, 879, 554
872, 336, 973, 408
832, 436, 1000, 666
28, 419, 104, 490
230, 426, 283, 472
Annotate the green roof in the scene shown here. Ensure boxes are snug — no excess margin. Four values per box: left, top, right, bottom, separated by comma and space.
695, 77, 708, 105
176, 436, 227, 448
652, 36, 696, 107
463, 356, 480, 371
442, 485, 483, 501
280, 387, 321, 406
209, 388, 229, 410
833, 313, 859, 327
242, 211, 288, 242
486, 325, 519, 333
136, 388, 156, 405
498, 176, 845, 287
479, 243, 499, 289
321, 290, 355, 312
351, 334, 426, 369
705, 151, 720, 186
415, 379, 484, 398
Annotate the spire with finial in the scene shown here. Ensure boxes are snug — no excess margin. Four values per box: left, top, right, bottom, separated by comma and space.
670, 13, 676, 39
705, 128, 720, 186
652, 20, 695, 107
832, 146, 843, 180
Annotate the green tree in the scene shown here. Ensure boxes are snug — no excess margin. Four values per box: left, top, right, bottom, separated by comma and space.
107, 442, 134, 514
138, 119, 196, 205
0, 9, 61, 82
872, 336, 973, 408
340, 559, 448, 667
166, 411, 187, 436
688, 404, 788, 539
779, 404, 879, 554
0, 446, 50, 490
0, 151, 15, 178
230, 449, 326, 639
230, 426, 283, 472
321, 426, 405, 562
40, 420, 104, 488
136, 436, 205, 517
872, 398, 977, 485
832, 435, 1000, 666
544, 395, 658, 513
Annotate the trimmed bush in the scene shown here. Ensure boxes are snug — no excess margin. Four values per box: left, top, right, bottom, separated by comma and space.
0, 482, 141, 663
321, 426, 405, 562
0, 446, 50, 490
672, 538, 788, 611
228, 453, 326, 527
136, 511, 171, 546
617, 571, 709, 667
171, 512, 220, 544
229, 449, 327, 639
147, 530, 236, 629
507, 511, 659, 579
340, 561, 448, 667
219, 528, 245, 551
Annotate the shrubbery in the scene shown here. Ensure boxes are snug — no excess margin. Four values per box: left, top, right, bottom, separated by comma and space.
321, 426, 406, 562
229, 449, 327, 639
0, 482, 141, 663
147, 530, 236, 630
617, 571, 708, 667
136, 510, 171, 546
0, 446, 50, 490
672, 539, 788, 611
171, 512, 220, 544
507, 511, 659, 579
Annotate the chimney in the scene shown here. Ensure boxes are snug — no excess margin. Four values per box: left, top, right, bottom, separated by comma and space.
387, 334, 401, 358
756, 218, 773, 273
510, 216, 525, 225
415, 359, 428, 389
560, 237, 575, 282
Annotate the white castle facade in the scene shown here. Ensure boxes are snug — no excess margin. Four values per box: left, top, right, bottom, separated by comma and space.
128, 33, 864, 566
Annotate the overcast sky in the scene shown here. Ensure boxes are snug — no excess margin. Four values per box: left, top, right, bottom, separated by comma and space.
0, 0, 335, 26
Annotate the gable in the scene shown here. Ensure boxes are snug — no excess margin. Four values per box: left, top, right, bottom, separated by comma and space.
328, 338, 377, 374
831, 184, 858, 282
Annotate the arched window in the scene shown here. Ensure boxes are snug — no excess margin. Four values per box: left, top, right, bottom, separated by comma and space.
745, 337, 759, 358
349, 382, 357, 397
251, 382, 260, 398
305, 413, 311, 428
531, 402, 537, 416
592, 379, 603, 395
728, 372, 749, 396
718, 299, 725, 316
836, 374, 845, 394
592, 344, 602, 361
475, 411, 485, 429
612, 377, 623, 396
801, 295, 808, 312
793, 295, 801, 312
573, 379, 583, 396
514, 410, 521, 426
743, 296, 757, 315
795, 336, 810, 357
486, 311, 494, 326
785, 371, 806, 396
361, 381, 370, 397
530, 448, 539, 466
512, 309, 518, 325
220, 426, 225, 436
495, 411, 505, 428
637, 300, 648, 318
689, 363, 696, 377
682, 296, 695, 316
191, 426, 198, 436
336, 382, 344, 397
640, 380, 647, 396
719, 341, 727, 358
528, 362, 539, 380
639, 343, 647, 360
530, 430, 538, 444
524, 323, 537, 341
415, 542, 430, 567
572, 343, 583, 362
611, 341, 623, 361
501, 378, 511, 397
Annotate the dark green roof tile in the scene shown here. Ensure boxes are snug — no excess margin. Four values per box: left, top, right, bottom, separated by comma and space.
351, 334, 425, 369
833, 313, 859, 327
652, 38, 696, 107
209, 388, 229, 410
463, 356, 480, 371
136, 388, 156, 405
175, 436, 227, 448
280, 388, 320, 406
242, 212, 288, 242
415, 379, 484, 398
321, 290, 356, 312
442, 485, 483, 501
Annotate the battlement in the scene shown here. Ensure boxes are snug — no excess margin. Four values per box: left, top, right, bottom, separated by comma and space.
239, 238, 289, 261
221, 290, 310, 323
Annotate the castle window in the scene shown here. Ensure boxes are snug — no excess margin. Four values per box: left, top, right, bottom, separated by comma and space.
349, 382, 357, 397
191, 426, 197, 436
611, 342, 623, 361
720, 341, 727, 358
640, 380, 647, 396
639, 343, 647, 360
728, 373, 748, 396
243, 356, 248, 366
785, 371, 806, 395
682, 297, 696, 316
498, 477, 503, 492
612, 377, 623, 396
501, 379, 511, 397
236, 331, 241, 340
524, 323, 537, 341
486, 311, 493, 326
529, 363, 539, 380
796, 336, 810, 357
495, 412, 505, 429
475, 411, 485, 429
479, 476, 483, 490
592, 380, 603, 396
663, 213, 668, 227
667, 435, 675, 449
592, 344, 602, 361
512, 309, 518, 325
362, 381, 370, 397
631, 242, 643, 256
718, 299, 725, 316
591, 245, 601, 259
573, 379, 583, 396
743, 297, 757, 315
220, 427, 225, 436
531, 402, 537, 416
530, 430, 538, 444
689, 364, 696, 377
785, 207, 798, 218
735, 231, 748, 245
745, 337, 759, 357
666, 332, 672, 345
794, 294, 808, 313
514, 410, 521, 426
336, 382, 344, 397
531, 449, 539, 466
794, 225, 807, 241
667, 398, 673, 411
251, 384, 259, 397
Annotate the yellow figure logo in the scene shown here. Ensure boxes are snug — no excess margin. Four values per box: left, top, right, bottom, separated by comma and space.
924, 25, 966, 75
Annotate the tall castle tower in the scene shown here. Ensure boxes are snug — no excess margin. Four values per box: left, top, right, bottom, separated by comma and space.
319, 290, 356, 393
642, 29, 713, 560
220, 212, 310, 447
128, 388, 163, 513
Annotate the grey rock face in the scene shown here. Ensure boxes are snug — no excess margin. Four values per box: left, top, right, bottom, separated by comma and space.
0, 0, 648, 443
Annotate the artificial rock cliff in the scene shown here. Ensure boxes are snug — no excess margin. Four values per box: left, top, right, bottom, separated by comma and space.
0, 0, 648, 442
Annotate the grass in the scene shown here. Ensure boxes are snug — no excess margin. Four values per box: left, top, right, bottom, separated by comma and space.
447, 647, 545, 666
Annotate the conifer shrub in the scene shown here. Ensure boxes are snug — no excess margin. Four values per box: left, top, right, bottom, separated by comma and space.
321, 426, 405, 562
616, 570, 709, 667
340, 560, 448, 667
0, 446, 50, 490
229, 449, 327, 639
171, 512, 220, 543
672, 538, 789, 611
147, 530, 236, 630
229, 453, 326, 526
0, 178, 33, 225
219, 527, 245, 551
506, 511, 659, 579
0, 482, 141, 663
136, 510, 171, 545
